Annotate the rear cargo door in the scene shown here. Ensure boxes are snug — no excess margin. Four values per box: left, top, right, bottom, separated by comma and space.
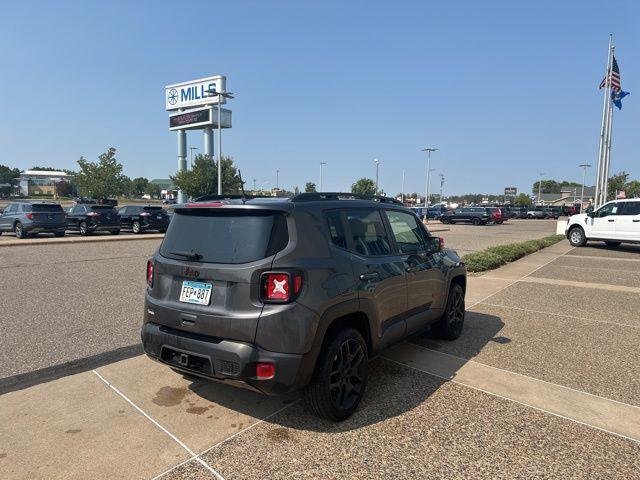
30, 204, 67, 226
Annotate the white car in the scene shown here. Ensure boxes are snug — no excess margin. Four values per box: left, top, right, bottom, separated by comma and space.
566, 199, 640, 248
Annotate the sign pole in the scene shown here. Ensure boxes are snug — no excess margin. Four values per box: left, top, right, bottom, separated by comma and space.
177, 108, 187, 203
204, 120, 214, 161
218, 102, 223, 195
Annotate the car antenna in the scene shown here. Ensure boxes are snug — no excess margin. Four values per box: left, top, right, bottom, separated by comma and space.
238, 169, 247, 203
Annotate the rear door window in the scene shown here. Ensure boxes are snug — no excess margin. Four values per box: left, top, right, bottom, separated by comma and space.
160, 210, 288, 264
344, 208, 391, 256
621, 202, 640, 216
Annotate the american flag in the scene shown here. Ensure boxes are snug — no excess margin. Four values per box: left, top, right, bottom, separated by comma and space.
599, 55, 621, 90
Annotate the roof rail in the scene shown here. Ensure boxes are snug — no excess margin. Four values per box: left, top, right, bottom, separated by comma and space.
291, 192, 403, 205
194, 194, 274, 202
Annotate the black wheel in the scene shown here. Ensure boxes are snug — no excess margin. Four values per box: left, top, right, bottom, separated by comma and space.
14, 222, 26, 239
159, 228, 167, 234
111, 229, 120, 235
605, 241, 621, 248
79, 221, 89, 236
304, 328, 368, 421
496, 220, 503, 224
441, 217, 450, 224
132, 221, 141, 234
54, 231, 65, 238
472, 218, 481, 226
568, 226, 586, 247
432, 283, 465, 340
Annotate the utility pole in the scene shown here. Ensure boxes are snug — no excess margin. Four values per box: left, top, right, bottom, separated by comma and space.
253, 178, 257, 192
579, 163, 591, 212
319, 162, 326, 191
439, 173, 445, 203
421, 148, 438, 209
276, 170, 280, 190
401, 169, 405, 203
537, 172, 545, 205
373, 159, 380, 194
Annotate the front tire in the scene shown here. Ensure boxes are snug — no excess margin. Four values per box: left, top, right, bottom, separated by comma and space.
432, 283, 465, 340
605, 241, 621, 248
303, 328, 368, 421
111, 229, 120, 235
568, 226, 586, 247
54, 231, 65, 238
441, 217, 450, 224
472, 218, 481, 226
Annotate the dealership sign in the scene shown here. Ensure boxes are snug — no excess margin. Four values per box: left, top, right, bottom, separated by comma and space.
165, 75, 226, 111
504, 187, 517, 195
169, 106, 232, 131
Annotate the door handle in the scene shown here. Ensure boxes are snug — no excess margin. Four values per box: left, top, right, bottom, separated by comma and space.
359, 272, 379, 281
608, 219, 615, 222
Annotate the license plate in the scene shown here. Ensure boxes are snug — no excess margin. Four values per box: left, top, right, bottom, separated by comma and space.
179, 281, 212, 305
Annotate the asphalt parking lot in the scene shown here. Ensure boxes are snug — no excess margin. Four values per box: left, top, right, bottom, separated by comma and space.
1, 221, 639, 479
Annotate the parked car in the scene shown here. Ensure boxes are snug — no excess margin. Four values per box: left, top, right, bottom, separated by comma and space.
526, 206, 555, 219
440, 206, 494, 225
566, 199, 640, 248
547, 206, 563, 219
510, 206, 529, 219
66, 204, 121, 236
493, 207, 508, 224
142, 193, 467, 421
0, 201, 67, 238
162, 199, 177, 205
118, 205, 170, 234
427, 204, 449, 220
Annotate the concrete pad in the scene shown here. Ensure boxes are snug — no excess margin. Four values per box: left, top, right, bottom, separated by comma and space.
552, 254, 640, 271
465, 276, 513, 305
195, 360, 640, 479
157, 459, 214, 479
96, 355, 296, 453
520, 275, 640, 293
0, 370, 188, 480
384, 342, 640, 442
531, 263, 640, 288
568, 244, 640, 259
409, 304, 640, 406
0, 232, 163, 247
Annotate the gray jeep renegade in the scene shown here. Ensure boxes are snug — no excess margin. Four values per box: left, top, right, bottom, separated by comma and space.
142, 193, 467, 420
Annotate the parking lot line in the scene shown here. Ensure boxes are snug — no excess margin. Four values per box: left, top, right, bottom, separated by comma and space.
520, 276, 640, 293
479, 302, 640, 330
92, 370, 223, 480
383, 343, 640, 444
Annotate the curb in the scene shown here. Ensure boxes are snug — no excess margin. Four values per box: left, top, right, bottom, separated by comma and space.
0, 233, 164, 247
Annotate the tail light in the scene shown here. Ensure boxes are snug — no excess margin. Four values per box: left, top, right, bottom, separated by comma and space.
26, 213, 34, 220
256, 363, 275, 380
87, 212, 100, 217
146, 260, 154, 288
438, 237, 445, 250
140, 212, 151, 217
260, 272, 303, 303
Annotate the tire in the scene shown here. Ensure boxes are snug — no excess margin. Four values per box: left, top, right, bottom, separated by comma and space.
496, 220, 503, 224
14, 222, 26, 239
303, 328, 368, 421
54, 231, 65, 238
132, 221, 141, 234
79, 221, 89, 236
432, 283, 465, 340
441, 217, 450, 224
605, 241, 621, 248
568, 226, 586, 247
472, 218, 481, 226
111, 229, 120, 235
159, 228, 167, 234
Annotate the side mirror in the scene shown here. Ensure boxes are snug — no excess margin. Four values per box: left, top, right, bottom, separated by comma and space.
587, 211, 595, 218
428, 236, 444, 252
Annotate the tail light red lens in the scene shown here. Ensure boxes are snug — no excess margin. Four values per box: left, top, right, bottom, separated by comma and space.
438, 237, 445, 250
260, 272, 303, 303
146, 260, 154, 288
256, 363, 275, 380
25, 213, 34, 220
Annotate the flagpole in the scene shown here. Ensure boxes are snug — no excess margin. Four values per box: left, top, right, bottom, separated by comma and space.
603, 81, 614, 202
594, 34, 613, 208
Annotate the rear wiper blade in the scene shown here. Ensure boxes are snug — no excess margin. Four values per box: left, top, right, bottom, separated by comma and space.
169, 250, 203, 260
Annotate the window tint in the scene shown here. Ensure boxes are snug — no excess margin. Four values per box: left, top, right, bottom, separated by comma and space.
345, 209, 391, 256
31, 204, 64, 212
143, 206, 162, 211
160, 210, 288, 264
5, 204, 17, 214
595, 202, 619, 217
621, 202, 640, 216
385, 210, 428, 254
91, 205, 116, 212
325, 210, 347, 249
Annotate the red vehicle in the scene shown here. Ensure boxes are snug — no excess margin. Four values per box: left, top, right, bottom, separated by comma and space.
490, 207, 504, 224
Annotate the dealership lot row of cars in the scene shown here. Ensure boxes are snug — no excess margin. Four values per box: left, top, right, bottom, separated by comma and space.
414, 204, 580, 226
0, 200, 170, 238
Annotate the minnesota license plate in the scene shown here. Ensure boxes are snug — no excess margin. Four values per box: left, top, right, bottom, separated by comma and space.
179, 281, 212, 305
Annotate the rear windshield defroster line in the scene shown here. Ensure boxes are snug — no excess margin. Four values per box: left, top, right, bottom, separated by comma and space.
160, 210, 288, 264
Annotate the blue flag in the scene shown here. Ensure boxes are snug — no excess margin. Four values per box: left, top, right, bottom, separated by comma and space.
612, 89, 629, 110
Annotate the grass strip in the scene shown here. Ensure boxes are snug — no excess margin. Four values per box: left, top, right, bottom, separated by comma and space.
462, 234, 565, 273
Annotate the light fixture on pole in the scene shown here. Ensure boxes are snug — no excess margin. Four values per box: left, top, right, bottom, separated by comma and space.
421, 148, 438, 209
579, 164, 592, 212
537, 172, 546, 205
189, 147, 198, 169
204, 89, 234, 195
319, 162, 326, 191
373, 159, 380, 194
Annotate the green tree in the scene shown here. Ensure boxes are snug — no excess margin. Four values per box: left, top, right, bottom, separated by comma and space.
626, 180, 640, 199
131, 177, 149, 198
305, 182, 317, 193
607, 171, 629, 201
532, 180, 561, 194
0, 164, 20, 184
171, 155, 243, 198
55, 180, 76, 197
514, 193, 532, 206
75, 147, 127, 198
30, 166, 59, 171
146, 183, 162, 199
351, 178, 376, 196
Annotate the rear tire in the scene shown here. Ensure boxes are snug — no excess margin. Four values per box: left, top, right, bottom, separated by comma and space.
605, 241, 621, 248
14, 222, 26, 239
568, 226, 586, 247
79, 221, 89, 236
432, 283, 465, 340
54, 231, 65, 238
303, 328, 368, 421
441, 217, 450, 224
132, 221, 141, 234
111, 229, 120, 235
472, 218, 481, 226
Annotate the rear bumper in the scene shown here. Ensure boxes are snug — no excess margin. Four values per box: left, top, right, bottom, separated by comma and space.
141, 322, 306, 395
25, 224, 66, 232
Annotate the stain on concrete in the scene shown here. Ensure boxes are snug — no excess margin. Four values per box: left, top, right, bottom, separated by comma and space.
186, 406, 210, 415
152, 386, 190, 407
117, 410, 125, 414
267, 427, 291, 442
0, 453, 7, 459
65, 429, 82, 434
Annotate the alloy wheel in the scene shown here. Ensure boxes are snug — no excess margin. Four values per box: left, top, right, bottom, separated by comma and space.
448, 289, 465, 335
329, 339, 366, 411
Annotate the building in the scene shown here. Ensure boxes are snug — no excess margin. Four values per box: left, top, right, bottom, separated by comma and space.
149, 179, 177, 200
16, 170, 73, 197
539, 186, 595, 208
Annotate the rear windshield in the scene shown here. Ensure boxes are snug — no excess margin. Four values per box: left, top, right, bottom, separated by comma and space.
26, 204, 64, 212
90, 205, 116, 212
160, 210, 288, 264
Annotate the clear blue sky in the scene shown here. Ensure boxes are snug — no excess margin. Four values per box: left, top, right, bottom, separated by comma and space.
0, 0, 637, 196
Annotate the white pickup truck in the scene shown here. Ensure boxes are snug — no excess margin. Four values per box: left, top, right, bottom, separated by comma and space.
566, 199, 640, 247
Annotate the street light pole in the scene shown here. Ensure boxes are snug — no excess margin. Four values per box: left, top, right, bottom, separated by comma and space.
421, 148, 438, 209
537, 172, 545, 205
189, 147, 198, 169
401, 169, 405, 203
579, 163, 591, 213
319, 162, 326, 191
439, 173, 445, 203
373, 159, 380, 194
205, 89, 234, 195
276, 170, 280, 190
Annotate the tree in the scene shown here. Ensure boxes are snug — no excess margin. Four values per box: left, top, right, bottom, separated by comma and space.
626, 180, 640, 199
514, 193, 532, 206
607, 171, 630, 201
0, 164, 20, 185
55, 180, 76, 197
171, 155, 243, 198
30, 166, 59, 171
305, 182, 317, 193
146, 183, 162, 199
131, 177, 149, 198
351, 178, 376, 196
532, 180, 561, 194
75, 147, 127, 198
